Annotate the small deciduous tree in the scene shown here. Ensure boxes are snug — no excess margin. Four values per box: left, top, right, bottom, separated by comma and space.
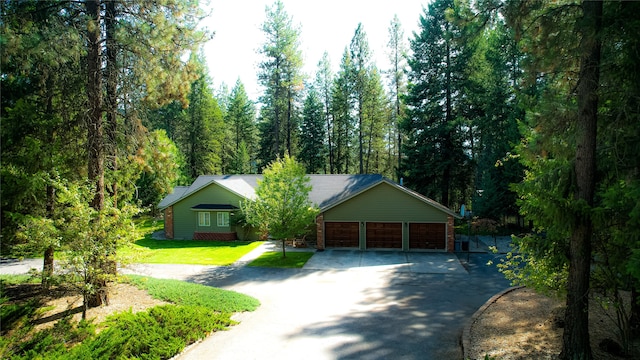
243, 154, 318, 257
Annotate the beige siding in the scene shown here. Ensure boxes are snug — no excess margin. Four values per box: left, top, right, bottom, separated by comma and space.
173, 184, 245, 239
323, 182, 449, 223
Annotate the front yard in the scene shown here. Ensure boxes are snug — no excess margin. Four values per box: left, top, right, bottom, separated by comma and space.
118, 217, 263, 266
0, 274, 259, 359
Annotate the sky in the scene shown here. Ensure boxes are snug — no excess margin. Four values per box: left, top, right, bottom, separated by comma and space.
203, 0, 430, 101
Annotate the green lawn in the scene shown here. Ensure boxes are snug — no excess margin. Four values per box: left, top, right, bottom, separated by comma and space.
120, 238, 263, 265
125, 275, 260, 312
117, 216, 263, 265
247, 251, 314, 268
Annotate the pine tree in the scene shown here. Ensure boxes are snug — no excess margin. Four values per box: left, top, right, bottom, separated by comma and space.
315, 52, 334, 173
182, 60, 225, 179
363, 67, 391, 175
1, 0, 87, 286
299, 85, 327, 173
402, 0, 473, 207
470, 21, 524, 220
387, 14, 408, 180
331, 48, 355, 173
350, 23, 371, 174
258, 0, 303, 165
226, 79, 257, 174
500, 1, 608, 357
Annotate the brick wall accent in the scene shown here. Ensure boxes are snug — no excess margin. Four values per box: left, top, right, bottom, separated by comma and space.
447, 215, 455, 253
164, 206, 174, 239
193, 232, 238, 241
316, 213, 324, 250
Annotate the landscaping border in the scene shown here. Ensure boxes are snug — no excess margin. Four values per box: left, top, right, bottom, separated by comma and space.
461, 285, 524, 360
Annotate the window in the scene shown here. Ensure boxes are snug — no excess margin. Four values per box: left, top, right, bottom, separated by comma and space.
198, 212, 210, 227
217, 212, 229, 227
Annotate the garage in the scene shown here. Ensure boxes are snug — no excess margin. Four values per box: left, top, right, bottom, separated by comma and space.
325, 222, 359, 247
409, 223, 446, 250
366, 222, 402, 249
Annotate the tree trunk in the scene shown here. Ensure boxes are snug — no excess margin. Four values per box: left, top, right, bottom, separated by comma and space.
395, 48, 402, 181
42, 183, 55, 289
560, 1, 602, 359
105, 0, 118, 209
359, 97, 364, 174
86, 0, 107, 308
631, 287, 640, 335
42, 246, 54, 289
87, 0, 104, 212
287, 86, 292, 156
442, 25, 452, 207
324, 73, 334, 174
43, 93, 56, 290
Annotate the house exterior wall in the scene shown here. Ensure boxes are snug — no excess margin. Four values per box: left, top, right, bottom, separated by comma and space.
164, 206, 174, 239
447, 215, 455, 252
194, 211, 232, 233
315, 214, 324, 250
322, 182, 449, 223
172, 184, 246, 239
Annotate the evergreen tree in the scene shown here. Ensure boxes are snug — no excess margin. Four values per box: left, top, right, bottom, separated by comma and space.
225, 79, 258, 174
1, 0, 87, 285
299, 86, 327, 173
331, 48, 355, 173
402, 0, 473, 207
387, 14, 408, 180
362, 67, 391, 176
315, 52, 335, 173
470, 21, 524, 220
350, 23, 371, 174
258, 0, 303, 165
2, 0, 210, 305
135, 129, 184, 211
181, 61, 225, 179
498, 1, 634, 357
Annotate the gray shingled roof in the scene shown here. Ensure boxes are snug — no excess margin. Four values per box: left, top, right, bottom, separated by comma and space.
157, 174, 459, 218
307, 174, 383, 208
157, 186, 189, 209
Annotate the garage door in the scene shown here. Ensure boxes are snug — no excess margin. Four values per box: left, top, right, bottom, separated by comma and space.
366, 222, 402, 249
325, 222, 359, 247
409, 223, 446, 250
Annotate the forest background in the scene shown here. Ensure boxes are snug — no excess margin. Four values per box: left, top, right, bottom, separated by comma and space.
2, 0, 640, 358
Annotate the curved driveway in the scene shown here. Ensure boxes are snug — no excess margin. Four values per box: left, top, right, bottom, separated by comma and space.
128, 250, 509, 359
1, 251, 510, 359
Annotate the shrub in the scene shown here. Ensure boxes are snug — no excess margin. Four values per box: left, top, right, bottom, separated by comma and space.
67, 305, 233, 360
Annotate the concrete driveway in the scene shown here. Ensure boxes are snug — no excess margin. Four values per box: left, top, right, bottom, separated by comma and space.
1, 249, 510, 359
303, 250, 467, 274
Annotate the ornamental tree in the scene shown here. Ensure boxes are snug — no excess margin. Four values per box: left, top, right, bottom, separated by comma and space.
243, 154, 318, 257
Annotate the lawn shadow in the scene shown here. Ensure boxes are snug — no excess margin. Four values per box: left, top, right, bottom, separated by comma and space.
32, 306, 83, 325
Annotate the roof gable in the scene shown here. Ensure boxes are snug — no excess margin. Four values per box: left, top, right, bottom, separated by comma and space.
308, 174, 382, 208
158, 186, 188, 209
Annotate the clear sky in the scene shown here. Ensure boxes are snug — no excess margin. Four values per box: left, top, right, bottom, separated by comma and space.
203, 0, 429, 101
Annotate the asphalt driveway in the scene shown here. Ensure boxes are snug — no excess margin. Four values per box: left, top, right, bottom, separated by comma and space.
303, 249, 467, 274
1, 249, 511, 359
170, 250, 508, 359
